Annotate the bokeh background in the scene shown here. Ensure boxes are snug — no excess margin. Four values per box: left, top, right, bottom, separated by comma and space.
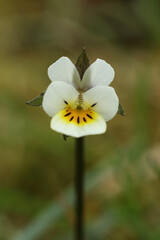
0, 0, 160, 239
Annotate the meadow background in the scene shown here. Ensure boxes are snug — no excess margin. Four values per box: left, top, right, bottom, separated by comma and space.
0, 0, 160, 239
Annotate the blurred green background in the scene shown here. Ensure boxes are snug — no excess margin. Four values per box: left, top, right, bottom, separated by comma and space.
0, 0, 160, 239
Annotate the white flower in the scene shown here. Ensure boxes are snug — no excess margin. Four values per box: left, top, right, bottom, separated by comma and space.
42, 57, 119, 138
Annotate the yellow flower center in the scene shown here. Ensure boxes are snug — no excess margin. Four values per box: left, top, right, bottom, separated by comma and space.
62, 107, 97, 125
62, 93, 97, 125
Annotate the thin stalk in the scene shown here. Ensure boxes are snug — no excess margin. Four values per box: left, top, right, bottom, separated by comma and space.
75, 137, 84, 240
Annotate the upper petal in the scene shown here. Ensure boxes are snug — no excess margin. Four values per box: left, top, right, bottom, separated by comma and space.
42, 81, 79, 117
81, 59, 115, 90
48, 57, 81, 88
83, 86, 119, 121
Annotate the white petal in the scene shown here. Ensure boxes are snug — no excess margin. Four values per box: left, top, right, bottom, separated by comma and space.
42, 81, 79, 117
83, 86, 119, 121
47, 57, 81, 88
50, 108, 106, 138
81, 59, 115, 90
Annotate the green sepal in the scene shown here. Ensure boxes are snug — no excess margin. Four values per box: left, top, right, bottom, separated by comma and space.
63, 134, 69, 141
26, 92, 45, 106
75, 47, 90, 80
117, 103, 124, 116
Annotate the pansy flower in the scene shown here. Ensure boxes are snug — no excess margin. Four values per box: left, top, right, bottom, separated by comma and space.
42, 57, 119, 138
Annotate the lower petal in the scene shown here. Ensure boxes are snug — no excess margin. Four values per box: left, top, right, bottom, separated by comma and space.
50, 108, 106, 138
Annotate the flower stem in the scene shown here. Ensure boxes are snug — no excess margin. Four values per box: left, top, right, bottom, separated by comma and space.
75, 137, 84, 240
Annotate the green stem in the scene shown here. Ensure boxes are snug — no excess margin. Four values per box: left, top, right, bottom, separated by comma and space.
75, 137, 84, 240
